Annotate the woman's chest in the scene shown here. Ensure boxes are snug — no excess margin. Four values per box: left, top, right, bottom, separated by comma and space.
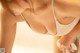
20, 3, 75, 35
21, 6, 57, 34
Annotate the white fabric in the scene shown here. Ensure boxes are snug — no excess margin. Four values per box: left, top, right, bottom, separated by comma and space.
54, 17, 80, 36
51, 0, 80, 53
55, 17, 80, 53
51, 0, 80, 36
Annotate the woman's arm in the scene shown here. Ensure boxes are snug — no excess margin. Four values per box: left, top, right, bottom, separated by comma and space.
67, 20, 80, 38
57, 20, 80, 51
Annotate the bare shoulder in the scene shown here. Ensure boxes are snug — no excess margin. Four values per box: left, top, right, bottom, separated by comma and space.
1, 7, 24, 22
1, 7, 15, 18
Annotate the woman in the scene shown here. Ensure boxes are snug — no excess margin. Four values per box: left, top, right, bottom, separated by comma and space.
53, 0, 80, 53
0, 0, 80, 53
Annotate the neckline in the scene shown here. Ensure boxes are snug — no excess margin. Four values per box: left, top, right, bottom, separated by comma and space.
51, 0, 77, 25
54, 16, 76, 25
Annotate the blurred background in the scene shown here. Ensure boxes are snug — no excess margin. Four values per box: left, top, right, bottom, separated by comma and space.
12, 22, 53, 53
0, 4, 54, 53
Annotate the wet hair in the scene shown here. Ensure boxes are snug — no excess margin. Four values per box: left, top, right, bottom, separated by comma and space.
0, 0, 35, 16
1, 0, 16, 16
0, 0, 50, 16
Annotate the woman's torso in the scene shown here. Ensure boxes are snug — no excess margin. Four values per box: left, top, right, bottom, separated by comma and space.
14, 0, 80, 35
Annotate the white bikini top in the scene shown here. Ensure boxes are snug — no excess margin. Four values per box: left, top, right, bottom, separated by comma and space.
55, 17, 80, 52
51, 0, 80, 36
54, 16, 80, 36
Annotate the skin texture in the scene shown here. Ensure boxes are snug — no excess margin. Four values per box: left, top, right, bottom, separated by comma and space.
54, 0, 80, 53
1, 9, 17, 53
57, 21, 80, 53
0, 0, 80, 53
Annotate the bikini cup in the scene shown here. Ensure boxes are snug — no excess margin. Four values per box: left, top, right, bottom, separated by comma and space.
55, 15, 80, 35
54, 16, 77, 26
